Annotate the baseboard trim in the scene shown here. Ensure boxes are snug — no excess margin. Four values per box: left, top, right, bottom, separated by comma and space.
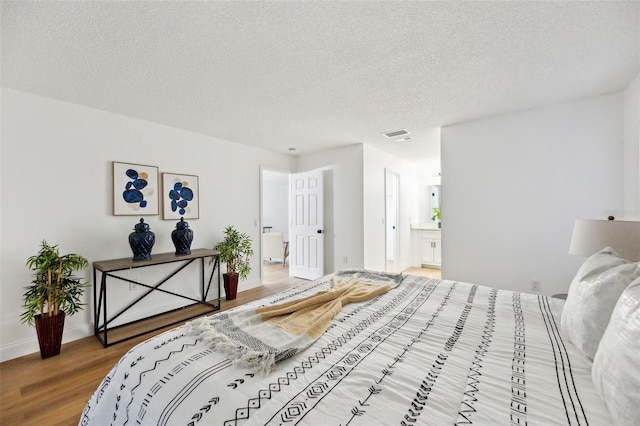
0, 322, 93, 362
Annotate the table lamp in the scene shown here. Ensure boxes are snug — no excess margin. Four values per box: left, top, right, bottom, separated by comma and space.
569, 217, 640, 261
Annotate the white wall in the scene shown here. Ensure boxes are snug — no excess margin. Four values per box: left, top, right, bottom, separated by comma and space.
623, 72, 640, 219
362, 145, 418, 272
0, 89, 296, 361
441, 92, 625, 295
297, 145, 364, 273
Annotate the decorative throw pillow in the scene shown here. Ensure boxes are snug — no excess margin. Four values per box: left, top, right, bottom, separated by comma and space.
560, 247, 640, 362
591, 277, 640, 426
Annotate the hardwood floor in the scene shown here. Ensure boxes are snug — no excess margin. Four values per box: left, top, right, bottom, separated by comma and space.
0, 266, 437, 425
262, 260, 308, 286
0, 281, 301, 426
403, 266, 442, 279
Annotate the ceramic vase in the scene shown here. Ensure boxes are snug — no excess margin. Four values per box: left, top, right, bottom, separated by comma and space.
129, 218, 155, 260
171, 217, 193, 255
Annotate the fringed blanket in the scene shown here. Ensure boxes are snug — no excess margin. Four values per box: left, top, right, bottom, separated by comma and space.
188, 270, 403, 374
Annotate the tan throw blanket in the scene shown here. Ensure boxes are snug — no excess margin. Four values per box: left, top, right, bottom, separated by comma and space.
188, 270, 403, 374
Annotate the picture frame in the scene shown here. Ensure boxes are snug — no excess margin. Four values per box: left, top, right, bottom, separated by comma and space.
162, 172, 200, 219
112, 161, 159, 215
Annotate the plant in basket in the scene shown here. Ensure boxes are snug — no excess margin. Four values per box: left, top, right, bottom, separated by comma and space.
213, 226, 253, 300
22, 240, 88, 358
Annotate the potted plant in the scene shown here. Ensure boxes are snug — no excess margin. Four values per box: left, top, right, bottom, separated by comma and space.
214, 226, 253, 300
22, 240, 88, 359
431, 207, 441, 228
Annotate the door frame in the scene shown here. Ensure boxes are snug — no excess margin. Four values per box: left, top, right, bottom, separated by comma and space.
259, 166, 293, 282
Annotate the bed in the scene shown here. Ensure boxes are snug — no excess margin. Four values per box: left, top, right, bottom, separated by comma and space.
79, 256, 640, 425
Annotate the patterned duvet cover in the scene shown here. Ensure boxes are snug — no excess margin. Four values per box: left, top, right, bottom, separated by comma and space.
80, 273, 610, 425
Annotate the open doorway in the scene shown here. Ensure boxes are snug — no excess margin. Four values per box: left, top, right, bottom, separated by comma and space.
261, 169, 290, 284
385, 170, 399, 272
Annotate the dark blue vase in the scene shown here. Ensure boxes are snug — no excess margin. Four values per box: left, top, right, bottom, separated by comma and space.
129, 218, 155, 260
171, 217, 193, 255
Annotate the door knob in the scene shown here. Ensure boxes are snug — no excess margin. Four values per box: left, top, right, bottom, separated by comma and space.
317, 230, 324, 234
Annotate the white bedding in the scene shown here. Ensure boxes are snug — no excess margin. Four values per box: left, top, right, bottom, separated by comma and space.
79, 274, 610, 425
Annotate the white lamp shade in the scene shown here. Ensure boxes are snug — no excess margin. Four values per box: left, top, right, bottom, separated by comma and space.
569, 219, 640, 261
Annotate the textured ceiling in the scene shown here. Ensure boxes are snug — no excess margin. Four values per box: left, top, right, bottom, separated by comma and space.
2, 1, 639, 164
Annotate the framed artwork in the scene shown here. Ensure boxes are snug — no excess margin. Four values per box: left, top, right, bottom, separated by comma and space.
162, 172, 199, 219
112, 161, 159, 215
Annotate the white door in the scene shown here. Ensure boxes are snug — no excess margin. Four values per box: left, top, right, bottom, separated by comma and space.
290, 169, 324, 280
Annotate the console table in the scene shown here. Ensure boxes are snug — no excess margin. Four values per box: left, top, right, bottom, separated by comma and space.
93, 248, 220, 347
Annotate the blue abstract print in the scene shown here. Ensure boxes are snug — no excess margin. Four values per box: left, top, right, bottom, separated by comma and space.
123, 168, 149, 208
169, 181, 194, 215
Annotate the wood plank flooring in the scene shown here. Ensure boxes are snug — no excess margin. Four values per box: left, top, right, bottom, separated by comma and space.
403, 266, 442, 279
0, 266, 438, 425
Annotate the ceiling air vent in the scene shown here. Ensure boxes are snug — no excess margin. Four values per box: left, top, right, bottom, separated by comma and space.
382, 129, 409, 138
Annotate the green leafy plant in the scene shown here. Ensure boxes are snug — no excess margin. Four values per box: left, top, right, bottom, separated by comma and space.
214, 226, 254, 281
22, 240, 89, 324
431, 207, 441, 221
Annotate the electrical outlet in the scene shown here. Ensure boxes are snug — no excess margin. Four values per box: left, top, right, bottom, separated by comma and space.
127, 270, 143, 291
530, 280, 541, 292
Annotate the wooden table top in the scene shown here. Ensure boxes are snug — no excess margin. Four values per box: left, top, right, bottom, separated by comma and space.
93, 248, 220, 272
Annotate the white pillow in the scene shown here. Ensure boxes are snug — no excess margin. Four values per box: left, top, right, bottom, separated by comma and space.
560, 247, 640, 362
591, 277, 640, 426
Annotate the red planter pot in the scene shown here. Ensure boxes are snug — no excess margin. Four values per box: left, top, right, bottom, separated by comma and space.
223, 273, 239, 300
34, 312, 66, 359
